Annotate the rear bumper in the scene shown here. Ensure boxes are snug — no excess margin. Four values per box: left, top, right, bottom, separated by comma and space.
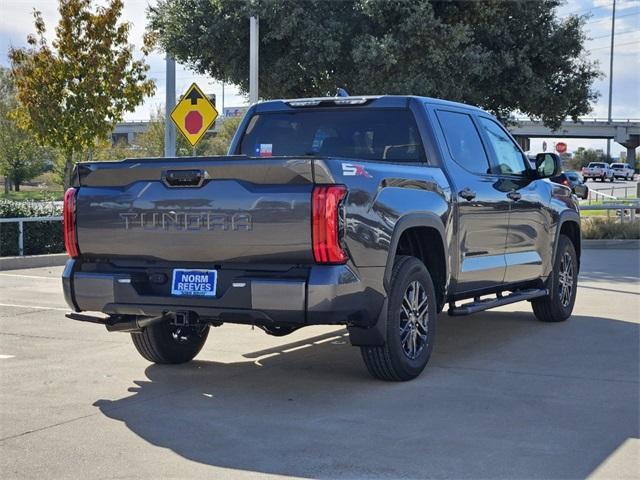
62, 259, 384, 328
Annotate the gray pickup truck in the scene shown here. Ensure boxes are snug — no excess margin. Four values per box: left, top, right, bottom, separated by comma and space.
63, 95, 580, 381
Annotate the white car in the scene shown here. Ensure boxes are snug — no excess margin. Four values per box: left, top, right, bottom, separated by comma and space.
610, 163, 634, 180
581, 162, 614, 182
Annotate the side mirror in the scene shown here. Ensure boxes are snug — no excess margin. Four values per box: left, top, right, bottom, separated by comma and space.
535, 153, 561, 178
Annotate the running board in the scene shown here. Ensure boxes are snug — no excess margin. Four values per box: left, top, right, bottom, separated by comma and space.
448, 289, 548, 316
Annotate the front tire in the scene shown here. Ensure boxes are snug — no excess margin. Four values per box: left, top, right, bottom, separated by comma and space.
131, 320, 209, 364
532, 235, 578, 322
360, 256, 437, 381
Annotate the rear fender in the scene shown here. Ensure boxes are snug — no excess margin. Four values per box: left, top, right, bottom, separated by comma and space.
349, 213, 447, 347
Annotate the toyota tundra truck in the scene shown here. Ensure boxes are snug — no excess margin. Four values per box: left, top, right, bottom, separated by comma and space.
62, 95, 581, 381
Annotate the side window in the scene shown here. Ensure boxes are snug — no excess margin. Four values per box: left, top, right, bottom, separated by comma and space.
478, 117, 528, 176
436, 110, 490, 174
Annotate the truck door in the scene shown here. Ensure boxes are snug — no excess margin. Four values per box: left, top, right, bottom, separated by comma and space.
476, 116, 550, 284
433, 109, 509, 293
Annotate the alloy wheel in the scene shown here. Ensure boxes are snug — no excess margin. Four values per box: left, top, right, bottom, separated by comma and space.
558, 252, 574, 308
399, 280, 429, 359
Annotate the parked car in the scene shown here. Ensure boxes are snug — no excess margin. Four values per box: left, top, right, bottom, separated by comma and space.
62, 95, 580, 381
550, 171, 589, 199
610, 163, 635, 180
581, 162, 614, 182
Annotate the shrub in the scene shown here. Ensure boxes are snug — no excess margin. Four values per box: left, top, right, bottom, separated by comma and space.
0, 199, 63, 256
581, 217, 640, 240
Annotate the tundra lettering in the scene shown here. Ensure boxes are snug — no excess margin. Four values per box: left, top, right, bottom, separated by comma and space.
64, 95, 580, 381
119, 212, 253, 231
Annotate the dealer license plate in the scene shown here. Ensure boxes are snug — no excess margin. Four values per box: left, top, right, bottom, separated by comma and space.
171, 269, 217, 297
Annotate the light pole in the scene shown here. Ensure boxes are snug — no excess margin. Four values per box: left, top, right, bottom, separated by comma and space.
164, 55, 176, 157
249, 16, 259, 104
606, 0, 616, 159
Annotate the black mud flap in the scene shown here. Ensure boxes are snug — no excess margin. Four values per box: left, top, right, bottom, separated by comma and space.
347, 298, 388, 346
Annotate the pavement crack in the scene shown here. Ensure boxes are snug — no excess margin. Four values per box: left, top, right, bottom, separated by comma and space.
0, 412, 99, 443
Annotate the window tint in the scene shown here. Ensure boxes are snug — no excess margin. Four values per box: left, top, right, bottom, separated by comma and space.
239, 110, 425, 162
588, 162, 606, 168
436, 111, 490, 174
478, 117, 527, 176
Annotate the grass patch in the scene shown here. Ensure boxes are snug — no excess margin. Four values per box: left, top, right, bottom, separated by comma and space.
0, 190, 64, 201
581, 217, 640, 239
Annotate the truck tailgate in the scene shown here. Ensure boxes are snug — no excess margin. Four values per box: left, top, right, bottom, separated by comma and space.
75, 157, 316, 264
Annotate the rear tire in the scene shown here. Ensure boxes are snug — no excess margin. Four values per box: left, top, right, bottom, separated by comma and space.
532, 235, 578, 323
360, 256, 437, 381
131, 320, 209, 364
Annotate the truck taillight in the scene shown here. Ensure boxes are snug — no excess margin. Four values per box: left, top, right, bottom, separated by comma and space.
63, 188, 79, 258
312, 185, 348, 264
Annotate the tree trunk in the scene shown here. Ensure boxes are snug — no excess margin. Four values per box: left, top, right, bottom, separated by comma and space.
3, 177, 9, 194
14, 179, 20, 192
63, 152, 74, 190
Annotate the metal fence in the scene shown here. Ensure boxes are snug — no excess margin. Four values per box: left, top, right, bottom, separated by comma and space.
580, 201, 640, 223
586, 184, 638, 202
0, 216, 63, 256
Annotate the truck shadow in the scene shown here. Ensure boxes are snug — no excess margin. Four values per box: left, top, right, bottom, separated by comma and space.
94, 311, 639, 479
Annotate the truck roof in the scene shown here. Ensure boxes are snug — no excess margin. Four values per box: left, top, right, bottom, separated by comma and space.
254, 95, 487, 114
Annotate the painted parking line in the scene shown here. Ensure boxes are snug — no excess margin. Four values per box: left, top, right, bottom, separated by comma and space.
0, 303, 68, 312
0, 354, 16, 359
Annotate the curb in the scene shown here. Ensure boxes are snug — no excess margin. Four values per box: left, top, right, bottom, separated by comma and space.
0, 253, 68, 271
582, 239, 640, 249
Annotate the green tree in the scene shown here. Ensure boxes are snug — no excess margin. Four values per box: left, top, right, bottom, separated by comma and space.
9, 0, 155, 188
569, 147, 607, 170
0, 67, 46, 192
205, 115, 242, 155
148, 0, 600, 129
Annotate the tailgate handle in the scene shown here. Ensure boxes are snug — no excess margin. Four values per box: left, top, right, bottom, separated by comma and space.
163, 169, 206, 187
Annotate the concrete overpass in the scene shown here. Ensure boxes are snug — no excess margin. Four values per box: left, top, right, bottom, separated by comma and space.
509, 118, 640, 160
112, 121, 150, 145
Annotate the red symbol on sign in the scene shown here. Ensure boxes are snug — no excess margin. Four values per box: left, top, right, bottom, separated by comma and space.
185, 111, 203, 135
556, 142, 567, 154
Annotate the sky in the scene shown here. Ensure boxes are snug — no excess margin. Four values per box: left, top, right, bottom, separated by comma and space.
0, 0, 638, 156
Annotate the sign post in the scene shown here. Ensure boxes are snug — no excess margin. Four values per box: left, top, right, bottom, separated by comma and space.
170, 83, 219, 148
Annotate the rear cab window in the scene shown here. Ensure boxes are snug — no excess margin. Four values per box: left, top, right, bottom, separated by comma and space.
238, 109, 426, 162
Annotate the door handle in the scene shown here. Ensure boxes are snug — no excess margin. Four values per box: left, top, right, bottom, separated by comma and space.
458, 187, 476, 201
507, 191, 522, 201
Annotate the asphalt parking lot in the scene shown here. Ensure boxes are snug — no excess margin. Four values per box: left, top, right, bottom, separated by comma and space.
586, 178, 637, 199
1, 249, 638, 479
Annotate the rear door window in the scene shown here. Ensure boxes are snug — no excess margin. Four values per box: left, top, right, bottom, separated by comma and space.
238, 109, 426, 162
435, 110, 490, 174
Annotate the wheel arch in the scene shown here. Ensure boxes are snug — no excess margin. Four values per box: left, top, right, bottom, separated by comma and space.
383, 213, 448, 311
555, 212, 581, 272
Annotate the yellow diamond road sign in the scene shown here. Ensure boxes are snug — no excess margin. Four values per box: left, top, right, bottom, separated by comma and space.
170, 83, 218, 146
